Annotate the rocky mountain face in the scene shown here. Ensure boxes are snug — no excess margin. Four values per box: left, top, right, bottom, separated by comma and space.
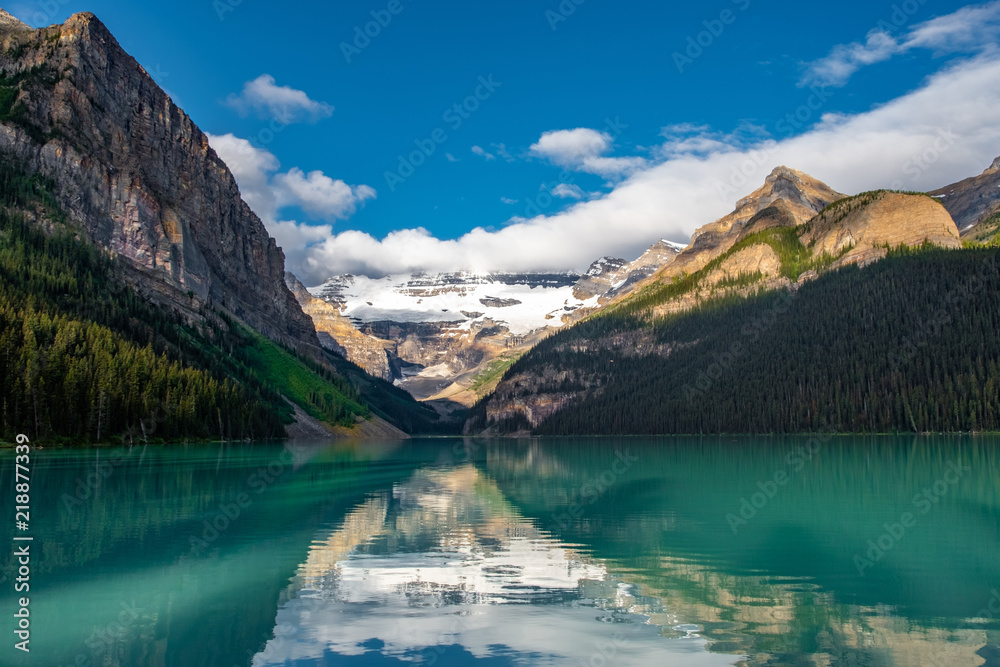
930, 156, 1000, 242
649, 166, 844, 284
469, 169, 965, 435
0, 11, 319, 354
300, 242, 684, 405
284, 273, 396, 381
572, 240, 685, 302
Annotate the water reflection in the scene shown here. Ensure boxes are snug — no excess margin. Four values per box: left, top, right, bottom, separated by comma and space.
0, 437, 996, 666
254, 464, 735, 665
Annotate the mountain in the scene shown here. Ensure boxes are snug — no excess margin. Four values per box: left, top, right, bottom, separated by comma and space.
930, 156, 1000, 243
0, 10, 443, 441
0, 11, 319, 353
285, 273, 397, 382
298, 240, 684, 407
572, 240, 686, 302
466, 169, 978, 436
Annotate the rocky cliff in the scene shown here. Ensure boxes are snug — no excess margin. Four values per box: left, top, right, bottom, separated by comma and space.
572, 239, 684, 302
285, 273, 396, 381
930, 156, 1000, 242
0, 11, 320, 353
650, 166, 845, 284
801, 190, 960, 267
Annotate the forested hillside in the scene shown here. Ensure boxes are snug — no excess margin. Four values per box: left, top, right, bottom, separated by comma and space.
467, 246, 1000, 434
0, 156, 376, 443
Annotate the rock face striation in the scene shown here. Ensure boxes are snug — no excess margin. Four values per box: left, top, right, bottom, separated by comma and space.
930, 156, 1000, 242
0, 12, 320, 353
572, 240, 685, 302
802, 191, 960, 267
284, 273, 396, 381
655, 166, 845, 283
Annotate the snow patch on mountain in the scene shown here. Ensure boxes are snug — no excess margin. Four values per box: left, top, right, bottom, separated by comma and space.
309, 273, 597, 335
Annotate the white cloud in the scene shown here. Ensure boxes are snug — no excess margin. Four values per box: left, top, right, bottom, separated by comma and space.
273, 168, 376, 221
285, 54, 1000, 284
530, 128, 609, 165
224, 74, 334, 123
207, 133, 375, 274
207, 133, 282, 221
800, 30, 900, 87
445, 153, 459, 162
906, 1, 1000, 51
530, 128, 646, 178
801, 1, 1000, 87
491, 142, 515, 162
471, 145, 496, 160
551, 183, 585, 199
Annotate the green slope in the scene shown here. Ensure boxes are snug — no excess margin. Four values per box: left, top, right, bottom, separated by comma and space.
0, 155, 373, 443
469, 246, 1000, 435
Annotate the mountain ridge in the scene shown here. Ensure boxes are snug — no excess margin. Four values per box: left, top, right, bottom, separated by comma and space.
0, 11, 320, 355
466, 167, 971, 435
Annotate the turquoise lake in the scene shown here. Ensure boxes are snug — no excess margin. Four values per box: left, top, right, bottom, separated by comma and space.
1, 437, 998, 666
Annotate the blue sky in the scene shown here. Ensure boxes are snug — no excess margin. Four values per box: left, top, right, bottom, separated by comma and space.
9, 0, 1000, 281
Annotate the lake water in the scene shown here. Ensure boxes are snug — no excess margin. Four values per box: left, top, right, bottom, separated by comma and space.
1, 437, 998, 666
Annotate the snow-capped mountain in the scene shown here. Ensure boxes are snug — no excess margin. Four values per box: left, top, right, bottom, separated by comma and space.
294, 239, 686, 405
310, 271, 596, 336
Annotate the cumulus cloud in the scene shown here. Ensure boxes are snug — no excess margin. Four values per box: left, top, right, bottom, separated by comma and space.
551, 183, 585, 199
280, 54, 1000, 284
273, 169, 376, 221
801, 0, 1000, 87
207, 133, 374, 272
530, 128, 646, 178
224, 74, 334, 123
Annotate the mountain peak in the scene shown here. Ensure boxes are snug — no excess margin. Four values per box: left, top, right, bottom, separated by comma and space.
765, 165, 803, 182
0, 9, 31, 32
730, 166, 843, 226
985, 156, 1000, 175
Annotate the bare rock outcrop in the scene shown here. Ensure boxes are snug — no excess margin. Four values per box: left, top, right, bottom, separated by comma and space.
0, 12, 320, 354
654, 167, 844, 283
930, 156, 1000, 241
705, 244, 782, 286
802, 192, 961, 261
285, 273, 396, 381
